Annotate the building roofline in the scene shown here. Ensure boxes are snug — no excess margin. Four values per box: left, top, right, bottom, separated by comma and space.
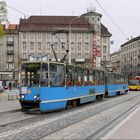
121, 36, 140, 47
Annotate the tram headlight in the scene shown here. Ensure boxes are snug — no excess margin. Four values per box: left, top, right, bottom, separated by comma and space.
33, 94, 39, 100
21, 95, 25, 99
34, 95, 37, 99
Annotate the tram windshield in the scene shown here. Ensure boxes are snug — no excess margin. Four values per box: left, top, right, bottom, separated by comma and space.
21, 63, 41, 87
128, 76, 140, 86
128, 80, 140, 86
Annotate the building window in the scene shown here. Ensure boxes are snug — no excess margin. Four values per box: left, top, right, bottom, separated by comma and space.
103, 37, 106, 43
85, 43, 89, 51
61, 33, 66, 39
38, 53, 42, 56
30, 53, 34, 56
30, 42, 34, 49
78, 53, 82, 59
72, 53, 74, 59
61, 53, 65, 59
38, 33, 42, 39
38, 42, 42, 50
23, 42, 26, 50
61, 42, 66, 51
7, 55, 13, 61
47, 42, 50, 51
85, 53, 89, 59
46, 33, 51, 39
78, 42, 81, 50
71, 42, 74, 50
103, 55, 106, 61
103, 46, 107, 53
7, 46, 13, 51
47, 53, 51, 59
78, 33, 82, 39
85, 33, 89, 39
30, 33, 34, 39
54, 42, 59, 51
7, 36, 14, 42
71, 33, 74, 39
23, 33, 26, 39
7, 63, 14, 70
22, 53, 27, 59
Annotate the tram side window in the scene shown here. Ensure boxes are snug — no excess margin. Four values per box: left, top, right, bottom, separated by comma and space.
95, 70, 100, 85
107, 73, 111, 84
89, 69, 94, 85
66, 65, 74, 86
111, 73, 114, 84
111, 73, 115, 84
121, 75, 124, 84
40, 63, 48, 87
117, 74, 121, 84
49, 63, 65, 87
83, 68, 89, 85
100, 71, 104, 85
125, 76, 128, 84
75, 67, 82, 86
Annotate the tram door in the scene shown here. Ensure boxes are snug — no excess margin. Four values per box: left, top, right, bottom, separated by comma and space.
66, 65, 74, 87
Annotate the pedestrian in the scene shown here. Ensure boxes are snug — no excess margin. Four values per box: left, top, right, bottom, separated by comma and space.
9, 82, 12, 90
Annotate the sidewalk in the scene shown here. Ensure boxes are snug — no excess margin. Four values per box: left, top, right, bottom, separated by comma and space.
103, 106, 140, 139
0, 90, 21, 113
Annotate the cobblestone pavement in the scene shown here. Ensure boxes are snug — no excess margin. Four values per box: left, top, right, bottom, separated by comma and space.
0, 89, 20, 113
0, 91, 139, 140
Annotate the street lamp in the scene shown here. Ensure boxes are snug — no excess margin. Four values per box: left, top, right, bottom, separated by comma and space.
69, 16, 80, 65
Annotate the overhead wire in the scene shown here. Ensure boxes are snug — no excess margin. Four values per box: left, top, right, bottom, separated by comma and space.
7, 4, 29, 17
95, 0, 128, 40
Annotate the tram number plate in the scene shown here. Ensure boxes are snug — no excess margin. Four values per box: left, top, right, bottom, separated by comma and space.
21, 87, 28, 94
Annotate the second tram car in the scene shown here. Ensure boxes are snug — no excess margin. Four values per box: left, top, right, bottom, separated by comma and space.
19, 61, 128, 112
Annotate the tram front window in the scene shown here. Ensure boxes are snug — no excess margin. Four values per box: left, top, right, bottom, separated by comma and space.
129, 80, 139, 86
21, 63, 41, 87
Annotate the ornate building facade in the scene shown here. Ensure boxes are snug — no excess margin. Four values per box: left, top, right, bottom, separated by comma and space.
0, 9, 112, 83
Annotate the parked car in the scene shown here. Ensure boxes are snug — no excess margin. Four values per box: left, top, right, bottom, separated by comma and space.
3, 85, 8, 90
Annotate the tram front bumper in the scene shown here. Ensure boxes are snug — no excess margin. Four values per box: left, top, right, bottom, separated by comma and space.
19, 99, 41, 109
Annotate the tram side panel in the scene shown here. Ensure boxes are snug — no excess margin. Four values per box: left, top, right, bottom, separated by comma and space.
39, 85, 105, 112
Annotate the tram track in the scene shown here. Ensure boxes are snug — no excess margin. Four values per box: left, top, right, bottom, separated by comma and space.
40, 93, 140, 140
0, 92, 139, 139
87, 101, 140, 139
0, 108, 21, 115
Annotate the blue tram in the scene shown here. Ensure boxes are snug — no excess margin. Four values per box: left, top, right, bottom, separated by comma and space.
19, 61, 128, 112
105, 72, 128, 97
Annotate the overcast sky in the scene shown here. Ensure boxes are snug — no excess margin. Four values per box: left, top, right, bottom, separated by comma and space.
5, 0, 140, 53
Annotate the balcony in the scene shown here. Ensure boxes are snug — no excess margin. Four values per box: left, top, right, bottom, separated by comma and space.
6, 41, 14, 45
7, 59, 14, 63
75, 58, 85, 62
7, 50, 14, 54
21, 58, 28, 61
